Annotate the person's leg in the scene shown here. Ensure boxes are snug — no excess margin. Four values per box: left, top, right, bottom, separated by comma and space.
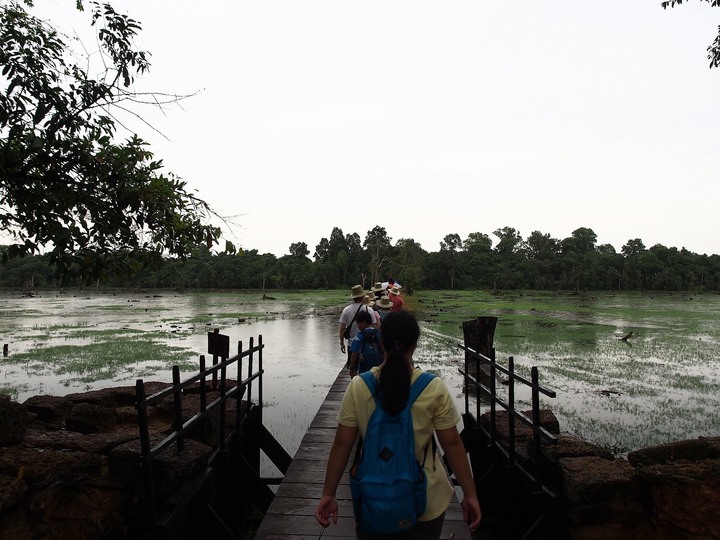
354, 513, 445, 540
404, 513, 445, 540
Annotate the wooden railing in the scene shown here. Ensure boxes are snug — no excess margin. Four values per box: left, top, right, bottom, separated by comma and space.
134, 330, 291, 539
458, 344, 562, 539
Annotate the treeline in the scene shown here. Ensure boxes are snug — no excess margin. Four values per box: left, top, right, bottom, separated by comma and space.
1, 226, 719, 292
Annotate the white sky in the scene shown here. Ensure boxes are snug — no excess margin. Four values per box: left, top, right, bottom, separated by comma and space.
40, 1, 720, 257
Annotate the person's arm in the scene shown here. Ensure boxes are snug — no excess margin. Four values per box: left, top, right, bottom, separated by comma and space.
315, 424, 359, 527
348, 351, 359, 377
436, 426, 482, 532
339, 323, 346, 354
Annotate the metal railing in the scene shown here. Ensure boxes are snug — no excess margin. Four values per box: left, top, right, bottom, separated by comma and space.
458, 344, 561, 539
134, 331, 289, 539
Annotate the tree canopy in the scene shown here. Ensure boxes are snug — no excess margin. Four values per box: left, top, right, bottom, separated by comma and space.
2, 224, 718, 293
662, 0, 720, 67
0, 1, 220, 282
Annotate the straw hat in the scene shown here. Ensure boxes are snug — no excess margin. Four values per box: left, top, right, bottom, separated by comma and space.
389, 286, 401, 296
350, 285, 365, 299
376, 295, 392, 309
371, 282, 384, 293
363, 294, 375, 307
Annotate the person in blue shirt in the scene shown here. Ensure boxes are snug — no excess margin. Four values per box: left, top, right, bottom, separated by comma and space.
348, 311, 382, 377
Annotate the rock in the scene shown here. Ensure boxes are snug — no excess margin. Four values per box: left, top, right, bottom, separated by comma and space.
559, 456, 645, 525
23, 395, 72, 429
627, 436, 720, 467
0, 397, 27, 445
0, 448, 101, 490
541, 434, 615, 461
66, 403, 118, 434
22, 427, 138, 454
0, 477, 27, 513
108, 437, 212, 501
65, 381, 172, 408
638, 459, 720, 538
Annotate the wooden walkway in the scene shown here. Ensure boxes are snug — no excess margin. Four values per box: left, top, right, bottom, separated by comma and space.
254, 369, 473, 539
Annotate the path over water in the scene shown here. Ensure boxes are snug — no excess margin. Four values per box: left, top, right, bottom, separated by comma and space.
254, 369, 473, 539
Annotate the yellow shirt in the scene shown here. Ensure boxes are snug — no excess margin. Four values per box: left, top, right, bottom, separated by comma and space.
337, 366, 460, 521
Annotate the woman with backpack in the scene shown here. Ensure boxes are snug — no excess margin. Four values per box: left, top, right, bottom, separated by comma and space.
315, 311, 482, 538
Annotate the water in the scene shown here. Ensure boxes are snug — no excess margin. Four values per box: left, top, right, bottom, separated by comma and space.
2, 289, 718, 456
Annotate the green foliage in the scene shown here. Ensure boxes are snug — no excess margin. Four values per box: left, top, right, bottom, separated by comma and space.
2, 224, 720, 292
0, 1, 220, 283
662, 0, 720, 67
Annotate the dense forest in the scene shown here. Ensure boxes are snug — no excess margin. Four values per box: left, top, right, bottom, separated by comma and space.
1, 226, 718, 292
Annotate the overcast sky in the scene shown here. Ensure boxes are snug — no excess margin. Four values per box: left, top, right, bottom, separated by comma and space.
42, 0, 720, 257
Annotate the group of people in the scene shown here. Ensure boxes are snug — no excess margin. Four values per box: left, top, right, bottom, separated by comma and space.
338, 280, 405, 374
319, 284, 482, 538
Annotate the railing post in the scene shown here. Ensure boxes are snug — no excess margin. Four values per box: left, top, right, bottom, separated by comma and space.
220, 349, 227, 439
464, 341, 470, 415
489, 350, 497, 440
237, 341, 244, 429
172, 366, 184, 452
246, 337, 254, 407
212, 328, 219, 391
258, 335, 263, 423
508, 356, 516, 464
531, 366, 542, 487
199, 355, 208, 444
135, 379, 157, 535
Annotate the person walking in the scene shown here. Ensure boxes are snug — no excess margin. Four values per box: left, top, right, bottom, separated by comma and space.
316, 311, 482, 537
375, 294, 393, 322
389, 285, 405, 312
339, 285, 374, 367
348, 310, 382, 377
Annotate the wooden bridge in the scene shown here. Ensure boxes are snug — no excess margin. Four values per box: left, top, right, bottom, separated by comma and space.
254, 370, 474, 539
134, 324, 561, 539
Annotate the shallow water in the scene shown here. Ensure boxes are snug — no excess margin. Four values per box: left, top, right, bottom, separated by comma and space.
1, 289, 718, 457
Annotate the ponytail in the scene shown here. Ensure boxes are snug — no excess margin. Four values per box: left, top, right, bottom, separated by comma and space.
377, 311, 420, 415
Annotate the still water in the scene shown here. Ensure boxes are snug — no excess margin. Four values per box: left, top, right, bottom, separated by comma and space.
0, 290, 471, 460
2, 289, 719, 456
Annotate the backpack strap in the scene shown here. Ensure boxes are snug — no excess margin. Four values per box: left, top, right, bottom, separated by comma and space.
359, 371, 378, 403
407, 371, 435, 408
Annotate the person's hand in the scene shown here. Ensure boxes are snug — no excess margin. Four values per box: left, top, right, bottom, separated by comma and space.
461, 494, 482, 532
349, 368, 357, 378
315, 494, 339, 527
340, 342, 346, 354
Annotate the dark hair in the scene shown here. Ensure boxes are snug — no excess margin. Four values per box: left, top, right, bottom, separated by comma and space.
377, 311, 420, 415
356, 310, 372, 325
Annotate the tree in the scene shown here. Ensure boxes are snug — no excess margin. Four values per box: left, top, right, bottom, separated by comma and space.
0, 1, 220, 283
363, 226, 391, 285
440, 233, 462, 289
493, 227, 522, 255
289, 242, 310, 259
463, 232, 492, 254
389, 238, 425, 293
662, 0, 720, 68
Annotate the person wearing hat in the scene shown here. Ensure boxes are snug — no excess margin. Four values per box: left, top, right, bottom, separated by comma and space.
363, 294, 381, 328
339, 285, 374, 366
375, 294, 393, 322
370, 282, 384, 301
389, 285, 404, 312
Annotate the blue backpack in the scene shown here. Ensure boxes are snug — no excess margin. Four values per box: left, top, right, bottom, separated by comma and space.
358, 329, 382, 373
350, 371, 436, 535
